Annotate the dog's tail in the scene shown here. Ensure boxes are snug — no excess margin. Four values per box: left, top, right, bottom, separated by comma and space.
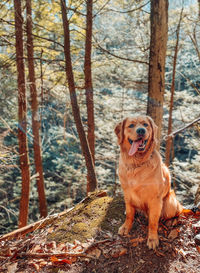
161, 190, 183, 219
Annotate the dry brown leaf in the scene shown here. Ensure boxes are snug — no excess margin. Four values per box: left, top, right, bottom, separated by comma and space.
38, 260, 48, 267
130, 237, 145, 247
86, 247, 101, 259
119, 247, 128, 256
110, 247, 127, 258
7, 263, 18, 273
0, 246, 12, 257
70, 256, 77, 263
168, 229, 179, 240
50, 255, 72, 265
30, 244, 43, 253
28, 261, 40, 272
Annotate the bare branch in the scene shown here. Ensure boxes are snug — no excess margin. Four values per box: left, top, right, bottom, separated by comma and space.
105, 1, 150, 14
94, 38, 149, 65
165, 116, 200, 140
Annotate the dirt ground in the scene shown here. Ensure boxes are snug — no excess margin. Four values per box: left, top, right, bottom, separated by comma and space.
0, 192, 200, 273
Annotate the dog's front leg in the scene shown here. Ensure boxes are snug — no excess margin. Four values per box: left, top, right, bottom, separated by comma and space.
147, 200, 162, 249
118, 199, 135, 236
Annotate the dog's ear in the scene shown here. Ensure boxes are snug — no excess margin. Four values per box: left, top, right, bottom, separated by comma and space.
146, 116, 158, 145
114, 118, 127, 145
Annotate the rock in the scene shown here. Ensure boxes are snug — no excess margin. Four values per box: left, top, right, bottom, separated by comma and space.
192, 221, 200, 234
194, 234, 200, 246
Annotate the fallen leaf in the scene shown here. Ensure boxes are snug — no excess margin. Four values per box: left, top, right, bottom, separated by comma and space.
86, 247, 101, 258
50, 255, 72, 265
7, 263, 18, 273
181, 209, 193, 216
30, 245, 43, 253
39, 260, 48, 267
168, 229, 180, 240
51, 256, 59, 263
70, 256, 77, 263
59, 259, 72, 265
155, 250, 165, 257
196, 245, 200, 254
31, 262, 40, 272
110, 247, 127, 258
119, 248, 128, 256
130, 237, 145, 247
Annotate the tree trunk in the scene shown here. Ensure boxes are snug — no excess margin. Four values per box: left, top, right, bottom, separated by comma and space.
165, 8, 183, 167
84, 0, 95, 164
60, 0, 97, 192
14, 0, 31, 228
26, 0, 47, 218
147, 0, 168, 149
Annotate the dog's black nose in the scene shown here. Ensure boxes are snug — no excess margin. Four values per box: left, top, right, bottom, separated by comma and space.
136, 127, 146, 135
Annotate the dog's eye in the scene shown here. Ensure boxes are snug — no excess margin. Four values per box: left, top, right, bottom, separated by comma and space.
143, 123, 148, 127
128, 124, 135, 128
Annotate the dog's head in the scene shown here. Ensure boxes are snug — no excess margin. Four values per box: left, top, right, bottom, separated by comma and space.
115, 115, 158, 157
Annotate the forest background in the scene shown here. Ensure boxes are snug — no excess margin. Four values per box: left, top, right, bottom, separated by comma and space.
0, 0, 200, 234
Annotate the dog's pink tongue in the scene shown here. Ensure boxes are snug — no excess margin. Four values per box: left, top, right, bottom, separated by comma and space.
128, 139, 143, 156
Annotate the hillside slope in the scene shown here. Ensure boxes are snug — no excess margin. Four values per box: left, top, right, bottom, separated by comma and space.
0, 191, 199, 272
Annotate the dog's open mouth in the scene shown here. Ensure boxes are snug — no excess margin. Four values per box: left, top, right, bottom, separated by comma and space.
128, 138, 148, 156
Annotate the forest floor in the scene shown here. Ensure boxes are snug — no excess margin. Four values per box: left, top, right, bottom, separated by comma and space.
0, 191, 200, 273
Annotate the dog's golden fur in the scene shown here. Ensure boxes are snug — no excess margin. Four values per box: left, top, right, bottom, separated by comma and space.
115, 115, 182, 249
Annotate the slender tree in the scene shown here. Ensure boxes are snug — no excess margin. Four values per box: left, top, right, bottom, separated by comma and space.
26, 0, 47, 217
147, 0, 168, 148
14, 0, 31, 228
84, 0, 95, 164
60, 0, 97, 192
165, 8, 183, 167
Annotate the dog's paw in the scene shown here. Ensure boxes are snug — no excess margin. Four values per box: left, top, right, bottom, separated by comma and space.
118, 224, 130, 236
147, 236, 159, 250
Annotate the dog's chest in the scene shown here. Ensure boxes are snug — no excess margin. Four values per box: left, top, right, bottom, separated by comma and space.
118, 163, 152, 186
118, 163, 160, 209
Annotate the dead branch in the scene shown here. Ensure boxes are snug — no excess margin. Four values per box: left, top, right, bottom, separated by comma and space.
17, 251, 95, 259
165, 116, 200, 140
93, 38, 149, 65
0, 211, 67, 242
105, 1, 150, 14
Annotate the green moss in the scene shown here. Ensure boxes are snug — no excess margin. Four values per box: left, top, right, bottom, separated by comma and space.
47, 192, 125, 244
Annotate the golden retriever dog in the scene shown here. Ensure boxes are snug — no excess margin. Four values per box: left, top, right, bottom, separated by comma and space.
115, 115, 182, 249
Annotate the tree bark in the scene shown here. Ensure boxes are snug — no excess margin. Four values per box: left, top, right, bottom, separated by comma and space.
165, 8, 183, 167
84, 0, 95, 165
60, 0, 97, 192
147, 0, 168, 149
26, 0, 47, 217
14, 0, 31, 228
